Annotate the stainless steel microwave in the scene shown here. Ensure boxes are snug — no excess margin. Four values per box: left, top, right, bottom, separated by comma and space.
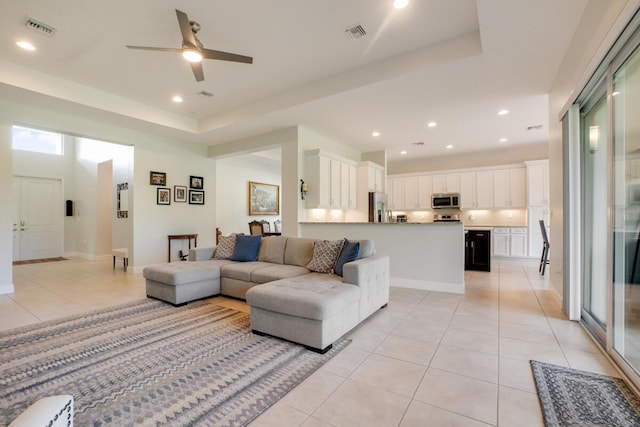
432, 193, 460, 209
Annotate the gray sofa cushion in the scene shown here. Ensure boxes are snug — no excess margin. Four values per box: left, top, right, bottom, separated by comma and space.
284, 237, 315, 267
143, 260, 232, 286
220, 262, 273, 282
250, 264, 311, 284
358, 240, 375, 258
246, 278, 359, 321
258, 236, 287, 264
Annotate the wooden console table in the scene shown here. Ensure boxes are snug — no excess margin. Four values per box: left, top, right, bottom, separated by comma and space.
168, 234, 198, 262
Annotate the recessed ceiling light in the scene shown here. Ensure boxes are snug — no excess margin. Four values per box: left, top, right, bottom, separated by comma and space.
372, 131, 380, 137
446, 144, 453, 149
498, 109, 509, 116
16, 41, 35, 51
172, 95, 183, 103
500, 138, 508, 143
427, 121, 437, 128
393, 0, 409, 9
400, 150, 407, 155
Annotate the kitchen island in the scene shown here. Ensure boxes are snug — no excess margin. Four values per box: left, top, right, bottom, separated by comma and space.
299, 222, 465, 294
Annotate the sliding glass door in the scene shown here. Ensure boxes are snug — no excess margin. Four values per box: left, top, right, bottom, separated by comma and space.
581, 86, 609, 344
612, 42, 640, 377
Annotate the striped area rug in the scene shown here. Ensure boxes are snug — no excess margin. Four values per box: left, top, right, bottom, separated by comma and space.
0, 299, 348, 426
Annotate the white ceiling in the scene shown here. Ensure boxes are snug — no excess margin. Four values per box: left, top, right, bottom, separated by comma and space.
0, 0, 588, 161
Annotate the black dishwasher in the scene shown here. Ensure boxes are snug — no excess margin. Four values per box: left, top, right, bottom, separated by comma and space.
465, 230, 491, 272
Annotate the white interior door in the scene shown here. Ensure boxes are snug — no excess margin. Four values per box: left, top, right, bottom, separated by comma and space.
13, 176, 63, 261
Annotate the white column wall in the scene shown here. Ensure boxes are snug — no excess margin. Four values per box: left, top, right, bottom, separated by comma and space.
0, 123, 14, 294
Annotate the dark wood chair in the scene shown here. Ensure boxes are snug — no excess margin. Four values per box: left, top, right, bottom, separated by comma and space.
249, 221, 264, 236
273, 219, 281, 233
260, 220, 270, 234
539, 219, 550, 275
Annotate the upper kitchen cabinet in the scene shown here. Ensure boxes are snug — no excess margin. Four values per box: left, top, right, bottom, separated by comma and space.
304, 149, 357, 209
386, 175, 432, 210
432, 173, 460, 194
525, 160, 549, 206
358, 161, 385, 193
340, 163, 357, 209
460, 171, 493, 209
493, 167, 526, 208
369, 163, 384, 192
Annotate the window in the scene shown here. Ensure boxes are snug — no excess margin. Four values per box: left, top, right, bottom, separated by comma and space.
12, 125, 64, 155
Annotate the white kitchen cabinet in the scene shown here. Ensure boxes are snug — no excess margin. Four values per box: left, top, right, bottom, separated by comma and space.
387, 175, 431, 210
493, 228, 510, 257
391, 177, 405, 210
525, 160, 549, 206
404, 176, 419, 209
460, 171, 493, 209
367, 164, 384, 192
528, 207, 550, 257
493, 167, 526, 208
304, 150, 356, 209
432, 173, 460, 194
340, 163, 357, 209
418, 175, 433, 209
460, 173, 476, 209
476, 171, 494, 208
510, 228, 528, 257
330, 159, 341, 208
493, 227, 528, 257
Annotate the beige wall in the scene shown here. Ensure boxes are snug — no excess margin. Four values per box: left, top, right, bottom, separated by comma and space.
387, 142, 548, 175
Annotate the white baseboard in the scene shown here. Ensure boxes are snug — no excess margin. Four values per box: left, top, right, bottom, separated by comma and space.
0, 283, 15, 295
64, 252, 110, 261
391, 277, 464, 294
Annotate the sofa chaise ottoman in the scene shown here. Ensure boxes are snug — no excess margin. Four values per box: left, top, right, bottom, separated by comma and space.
143, 235, 390, 351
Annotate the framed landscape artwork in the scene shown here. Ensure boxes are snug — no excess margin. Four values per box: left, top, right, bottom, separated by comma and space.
249, 181, 279, 216
174, 185, 187, 203
189, 190, 205, 205
157, 187, 171, 205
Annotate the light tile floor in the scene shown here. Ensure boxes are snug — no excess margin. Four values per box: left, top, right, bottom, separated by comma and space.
2, 258, 620, 426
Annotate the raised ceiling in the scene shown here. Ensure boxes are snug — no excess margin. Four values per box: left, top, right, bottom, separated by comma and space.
0, 0, 588, 160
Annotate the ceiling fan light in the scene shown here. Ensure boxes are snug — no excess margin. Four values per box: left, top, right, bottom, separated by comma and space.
182, 49, 202, 63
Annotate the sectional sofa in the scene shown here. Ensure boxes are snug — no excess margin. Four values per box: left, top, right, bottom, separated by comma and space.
142, 235, 390, 352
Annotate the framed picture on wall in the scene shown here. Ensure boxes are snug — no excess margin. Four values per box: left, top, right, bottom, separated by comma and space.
249, 181, 279, 215
190, 175, 204, 189
189, 190, 205, 205
157, 187, 171, 205
174, 185, 187, 203
150, 171, 167, 186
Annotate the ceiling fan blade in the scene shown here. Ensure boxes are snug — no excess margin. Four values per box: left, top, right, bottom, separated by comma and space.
126, 46, 183, 53
176, 9, 197, 48
190, 61, 204, 82
202, 48, 253, 64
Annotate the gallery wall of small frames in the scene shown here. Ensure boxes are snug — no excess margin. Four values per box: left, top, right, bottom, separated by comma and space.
149, 171, 205, 205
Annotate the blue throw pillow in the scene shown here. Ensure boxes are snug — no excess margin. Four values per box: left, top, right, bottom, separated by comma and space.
231, 235, 262, 262
334, 239, 361, 277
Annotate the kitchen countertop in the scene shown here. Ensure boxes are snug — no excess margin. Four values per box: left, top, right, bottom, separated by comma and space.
299, 221, 462, 225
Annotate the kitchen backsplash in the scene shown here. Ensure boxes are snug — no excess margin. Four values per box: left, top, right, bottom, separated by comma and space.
402, 209, 527, 226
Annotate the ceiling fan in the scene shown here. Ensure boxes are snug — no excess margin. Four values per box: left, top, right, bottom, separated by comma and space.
126, 9, 253, 82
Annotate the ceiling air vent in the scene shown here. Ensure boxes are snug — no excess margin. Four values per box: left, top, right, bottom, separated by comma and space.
197, 91, 214, 98
526, 124, 543, 131
412, 142, 425, 147
344, 24, 366, 40
24, 17, 56, 37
